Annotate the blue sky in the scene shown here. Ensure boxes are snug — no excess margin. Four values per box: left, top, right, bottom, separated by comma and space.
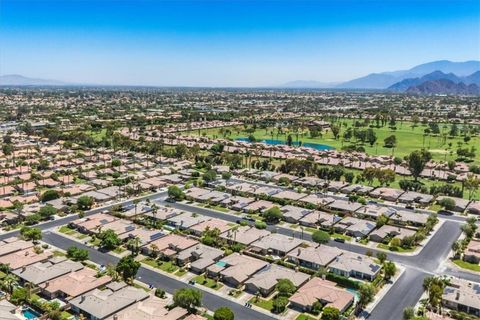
1, 0, 479, 86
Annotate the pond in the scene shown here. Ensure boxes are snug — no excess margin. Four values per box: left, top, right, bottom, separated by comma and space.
236, 138, 335, 151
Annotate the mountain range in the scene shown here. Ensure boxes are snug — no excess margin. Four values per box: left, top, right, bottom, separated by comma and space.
388, 70, 480, 92
281, 60, 480, 90
0, 74, 67, 86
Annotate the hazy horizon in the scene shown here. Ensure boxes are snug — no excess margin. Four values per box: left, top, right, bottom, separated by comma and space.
1, 0, 479, 87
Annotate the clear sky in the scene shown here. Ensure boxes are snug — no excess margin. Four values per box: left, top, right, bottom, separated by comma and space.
1, 0, 479, 86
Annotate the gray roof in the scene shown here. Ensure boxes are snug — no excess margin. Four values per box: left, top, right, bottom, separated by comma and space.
70, 284, 149, 319
14, 258, 83, 285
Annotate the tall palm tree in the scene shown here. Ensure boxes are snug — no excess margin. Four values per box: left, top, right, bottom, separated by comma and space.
3, 273, 18, 294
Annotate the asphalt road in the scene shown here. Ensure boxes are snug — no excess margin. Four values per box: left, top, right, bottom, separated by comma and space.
1, 189, 472, 320
42, 231, 275, 320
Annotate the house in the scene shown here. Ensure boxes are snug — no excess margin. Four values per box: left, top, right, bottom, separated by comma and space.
369, 225, 416, 243
219, 226, 270, 246
142, 234, 198, 258
464, 240, 480, 264
341, 184, 373, 195
389, 210, 428, 227
242, 200, 275, 213
335, 217, 376, 238
143, 205, 182, 221
71, 213, 118, 234
271, 190, 307, 202
189, 218, 232, 237
287, 244, 343, 270
327, 199, 364, 213
221, 195, 254, 211
100, 219, 137, 236
70, 282, 150, 320
280, 205, 312, 223
289, 278, 355, 313
118, 228, 165, 247
13, 257, 84, 286
166, 212, 207, 230
0, 299, 17, 320
442, 278, 480, 316
0, 247, 53, 270
369, 187, 404, 201
39, 267, 112, 300
398, 191, 434, 206
326, 180, 349, 192
0, 237, 34, 257
355, 204, 396, 220
105, 295, 188, 320
328, 252, 381, 281
250, 233, 304, 257
177, 243, 223, 273
245, 264, 310, 297
207, 253, 268, 288
466, 201, 480, 215
299, 194, 335, 207
436, 196, 470, 213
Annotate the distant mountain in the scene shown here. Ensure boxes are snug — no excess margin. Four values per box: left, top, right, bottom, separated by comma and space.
278, 80, 339, 88
388, 71, 462, 91
0, 74, 67, 86
388, 70, 480, 92
337, 60, 480, 89
406, 79, 480, 95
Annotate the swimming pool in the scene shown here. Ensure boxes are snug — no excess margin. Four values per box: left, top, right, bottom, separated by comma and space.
22, 307, 41, 320
236, 138, 335, 151
215, 261, 227, 267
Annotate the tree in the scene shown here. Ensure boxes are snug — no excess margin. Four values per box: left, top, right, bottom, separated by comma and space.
321, 306, 340, 320
464, 174, 480, 200
41, 189, 60, 202
276, 278, 296, 297
390, 237, 401, 248
312, 230, 330, 244
422, 276, 445, 310
116, 255, 140, 283
383, 261, 397, 280
438, 197, 455, 211
2, 273, 18, 294
173, 288, 202, 313
384, 135, 397, 148
99, 229, 121, 250
203, 170, 217, 182
20, 226, 42, 241
358, 283, 375, 308
272, 296, 289, 313
77, 195, 94, 210
376, 252, 387, 264
214, 307, 234, 320
10, 287, 28, 305
67, 246, 89, 261
366, 128, 377, 147
331, 124, 340, 140
287, 134, 293, 146
376, 214, 389, 227
263, 206, 283, 223
168, 185, 185, 201
39, 204, 57, 219
406, 150, 431, 181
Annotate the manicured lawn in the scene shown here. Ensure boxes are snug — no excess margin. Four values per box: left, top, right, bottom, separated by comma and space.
193, 274, 223, 290
175, 269, 187, 277
86, 129, 108, 142
181, 120, 480, 163
296, 314, 318, 320
206, 204, 229, 213
142, 258, 179, 273
76, 233, 89, 240
249, 296, 274, 311
89, 238, 101, 247
453, 259, 480, 272
331, 233, 352, 241
53, 250, 66, 257
59, 225, 76, 235
113, 247, 126, 254
377, 243, 415, 253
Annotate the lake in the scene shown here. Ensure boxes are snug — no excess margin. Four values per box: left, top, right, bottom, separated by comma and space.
236, 138, 335, 151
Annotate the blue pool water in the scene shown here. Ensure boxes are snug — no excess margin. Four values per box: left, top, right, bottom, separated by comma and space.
347, 288, 360, 301
22, 307, 41, 320
215, 261, 227, 267
236, 138, 334, 151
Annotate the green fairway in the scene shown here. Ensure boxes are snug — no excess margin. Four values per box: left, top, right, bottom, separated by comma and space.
181, 120, 480, 164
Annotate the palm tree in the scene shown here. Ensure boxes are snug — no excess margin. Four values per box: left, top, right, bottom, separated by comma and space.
2, 273, 18, 294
